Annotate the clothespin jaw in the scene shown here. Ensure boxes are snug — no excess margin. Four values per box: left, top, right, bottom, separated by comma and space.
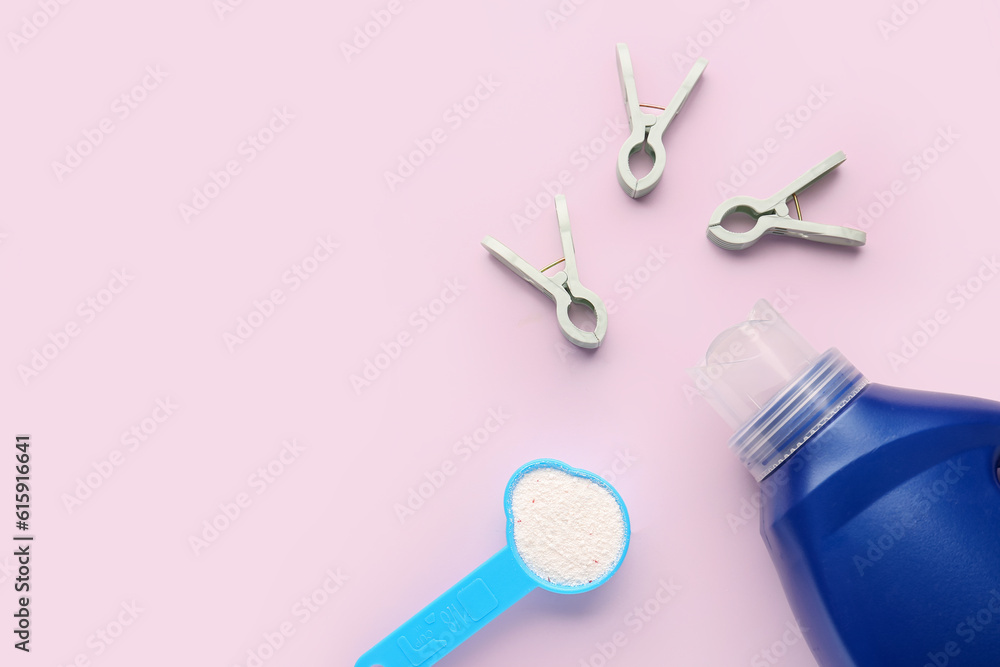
706, 151, 867, 250
615, 43, 707, 199
482, 195, 607, 349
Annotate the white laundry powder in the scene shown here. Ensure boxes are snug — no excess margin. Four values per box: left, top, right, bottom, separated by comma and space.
510, 467, 626, 587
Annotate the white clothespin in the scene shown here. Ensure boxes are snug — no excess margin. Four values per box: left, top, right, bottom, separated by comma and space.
616, 43, 707, 198
482, 195, 607, 349
707, 151, 867, 250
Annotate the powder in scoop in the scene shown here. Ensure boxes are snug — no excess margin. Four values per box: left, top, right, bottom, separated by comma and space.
510, 467, 626, 587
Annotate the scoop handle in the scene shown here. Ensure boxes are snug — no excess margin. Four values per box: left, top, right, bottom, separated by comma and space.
355, 546, 537, 667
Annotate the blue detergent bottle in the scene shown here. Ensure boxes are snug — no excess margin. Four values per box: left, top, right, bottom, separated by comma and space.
690, 300, 1000, 667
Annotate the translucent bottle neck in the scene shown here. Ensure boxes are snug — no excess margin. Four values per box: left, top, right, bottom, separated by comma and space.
690, 301, 870, 480
731, 348, 869, 481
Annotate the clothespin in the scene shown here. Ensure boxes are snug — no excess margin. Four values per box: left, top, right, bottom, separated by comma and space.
616, 43, 707, 198
482, 195, 607, 349
706, 151, 867, 250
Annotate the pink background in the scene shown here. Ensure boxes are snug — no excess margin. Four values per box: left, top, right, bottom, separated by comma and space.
4, 0, 1000, 665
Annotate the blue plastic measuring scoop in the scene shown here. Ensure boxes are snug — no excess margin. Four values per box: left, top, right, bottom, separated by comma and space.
355, 458, 631, 667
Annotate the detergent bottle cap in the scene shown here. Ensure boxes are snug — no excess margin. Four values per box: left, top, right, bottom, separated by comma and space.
689, 300, 818, 430
689, 300, 868, 481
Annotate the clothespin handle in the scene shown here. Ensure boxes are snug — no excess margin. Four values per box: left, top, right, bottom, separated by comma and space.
481, 236, 566, 304
755, 215, 867, 246
762, 151, 846, 212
